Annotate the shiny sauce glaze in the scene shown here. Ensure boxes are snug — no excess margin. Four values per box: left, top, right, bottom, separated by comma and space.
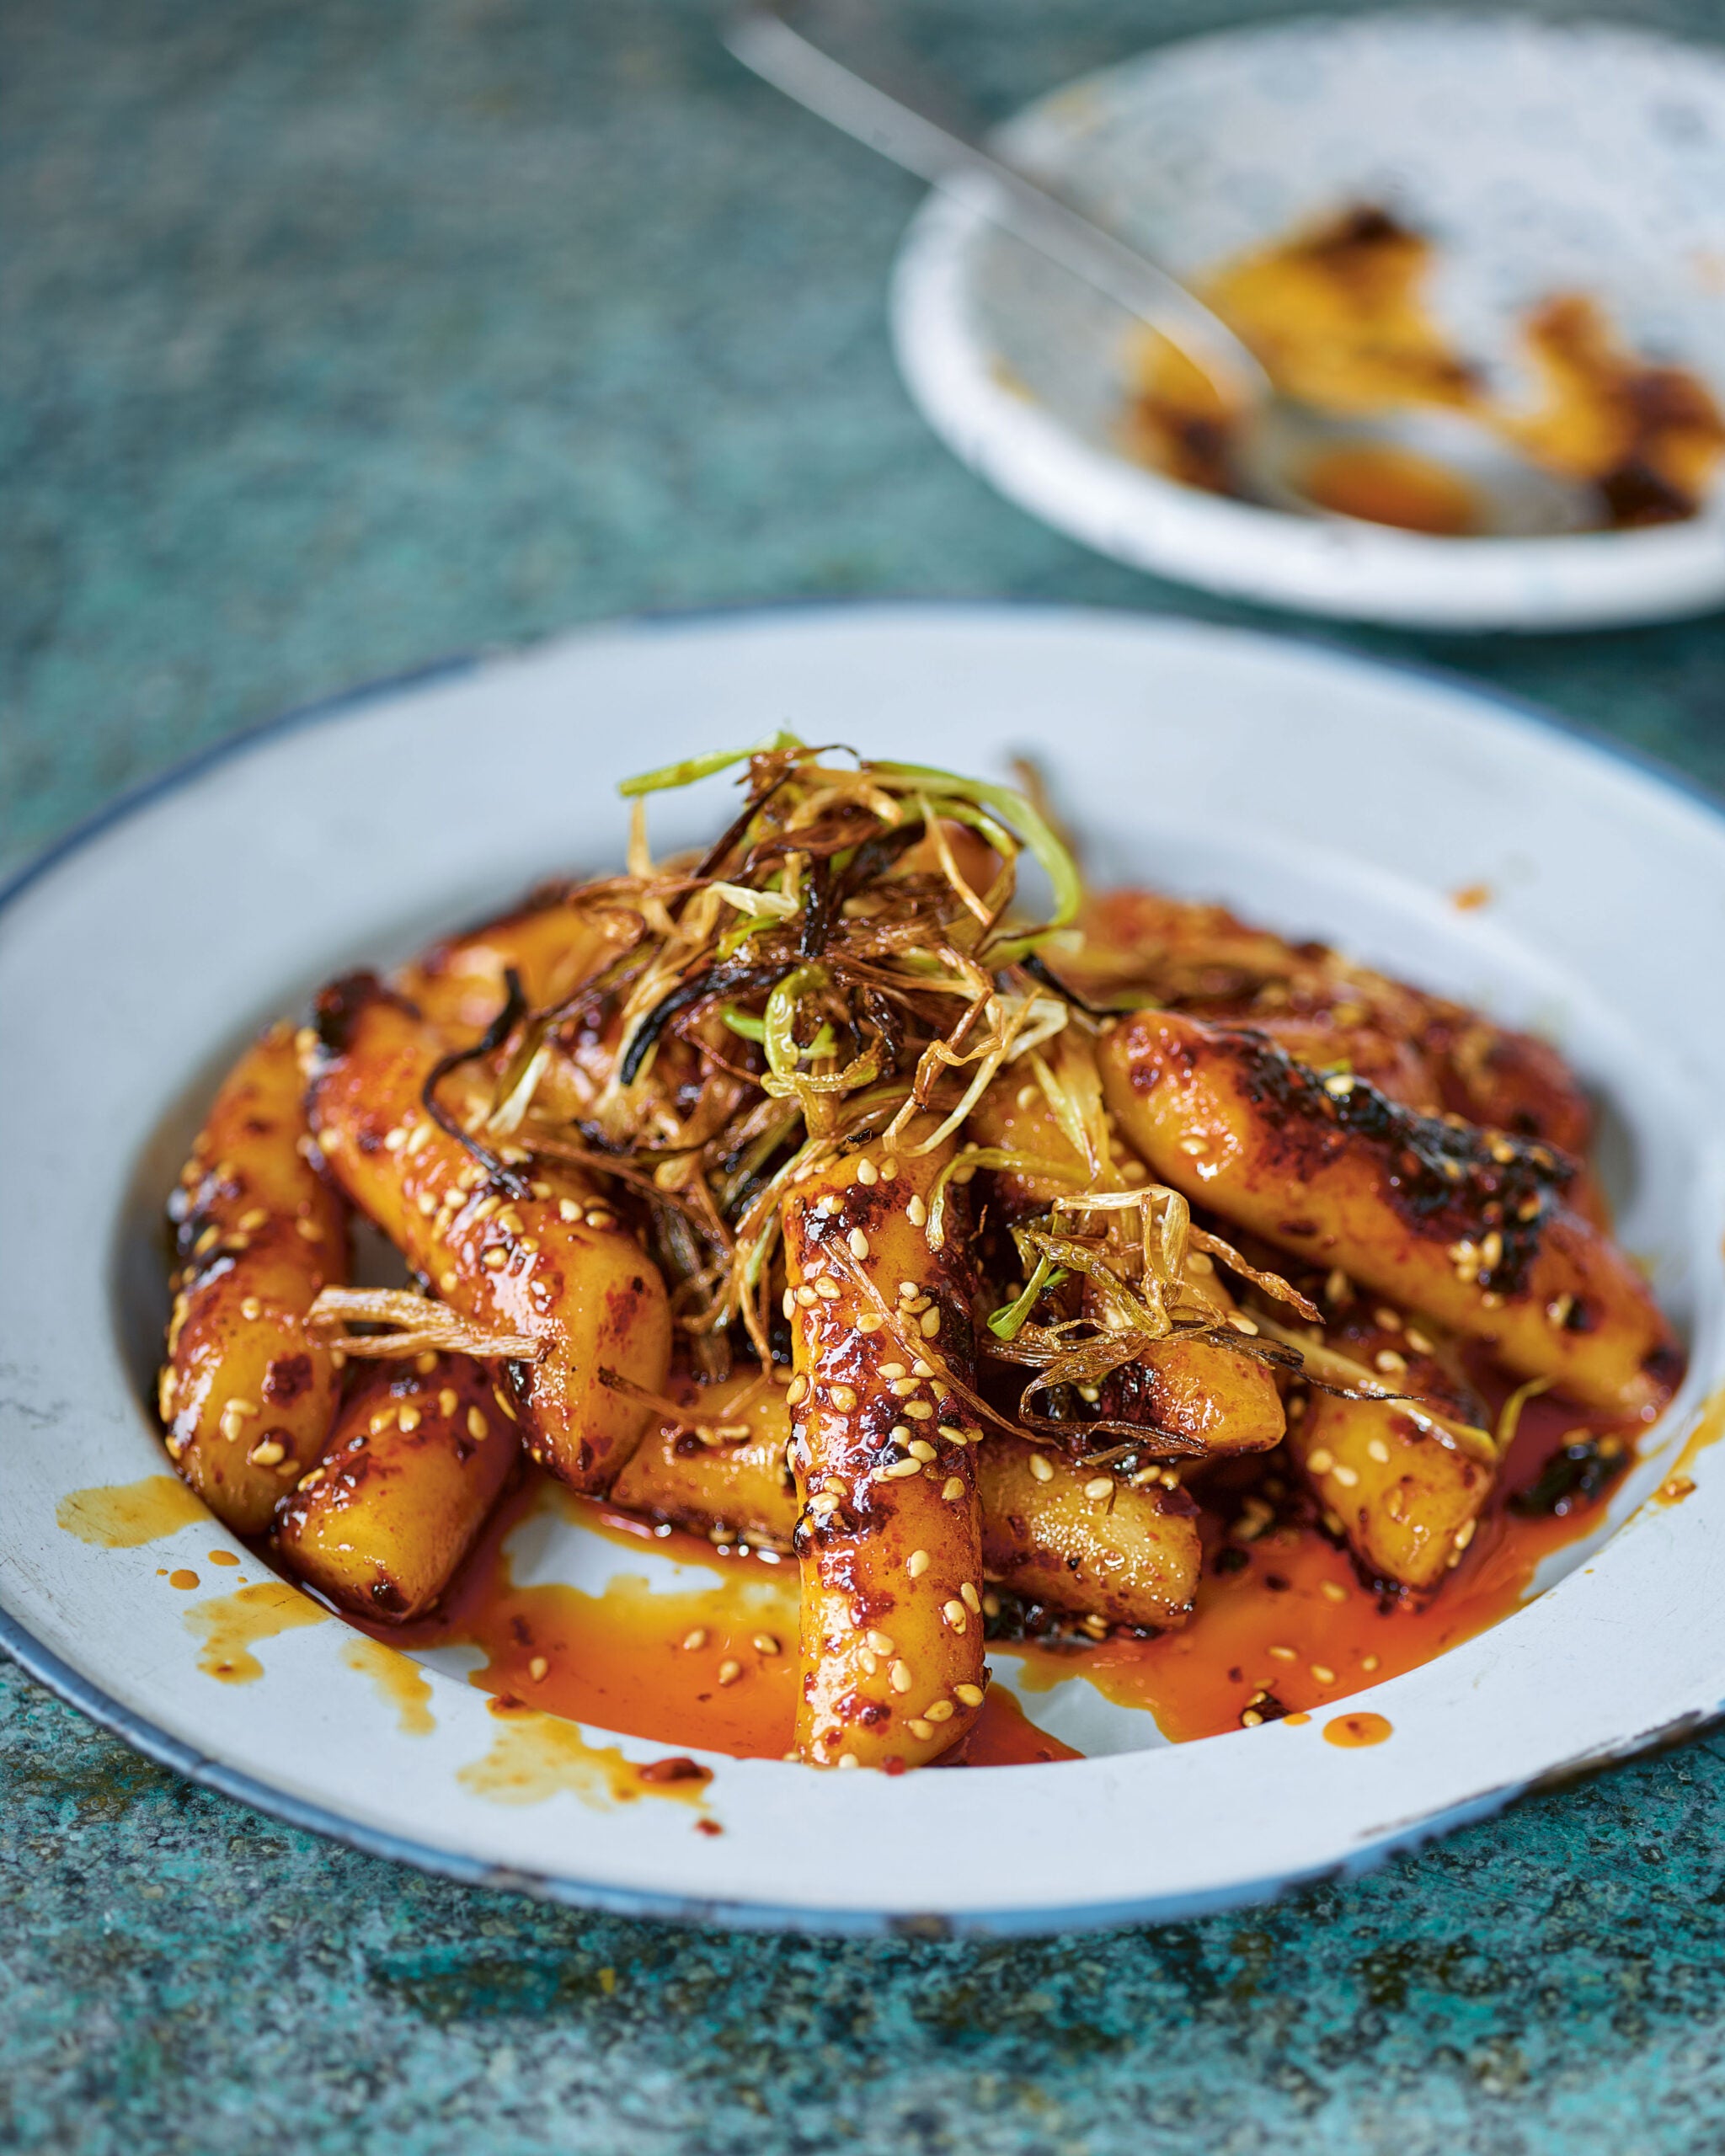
361, 1378, 1655, 1761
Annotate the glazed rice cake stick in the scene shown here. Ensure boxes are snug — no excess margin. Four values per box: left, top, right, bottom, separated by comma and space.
304, 974, 671, 1492
1100, 1011, 1677, 1416
975, 1437, 1200, 1630
275, 1356, 520, 1620
160, 1023, 348, 1534
613, 1373, 1203, 1631
783, 1123, 987, 1769
1288, 1389, 1492, 1594
969, 1074, 1284, 1454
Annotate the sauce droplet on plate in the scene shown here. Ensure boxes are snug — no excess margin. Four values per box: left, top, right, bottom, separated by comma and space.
1324, 1711, 1393, 1748
168, 1569, 200, 1590
340, 1633, 435, 1736
56, 1476, 206, 1547
184, 1580, 328, 1682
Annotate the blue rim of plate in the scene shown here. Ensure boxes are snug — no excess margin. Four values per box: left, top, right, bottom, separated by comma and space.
4, 596, 1723, 1935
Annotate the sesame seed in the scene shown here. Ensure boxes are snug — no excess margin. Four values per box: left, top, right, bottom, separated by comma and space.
855, 1157, 879, 1186
1479, 1230, 1503, 1270
919, 1307, 942, 1337
1226, 1312, 1259, 1337
383, 1127, 407, 1152
859, 1651, 879, 1676
895, 1280, 917, 1300
559, 1198, 580, 1223
467, 1406, 489, 1440
1454, 1518, 1477, 1550
940, 1478, 964, 1501
866, 1631, 895, 1655
493, 1387, 516, 1421
1311, 1663, 1336, 1684
814, 1278, 841, 1301
911, 1359, 933, 1379
439, 1270, 458, 1294
1367, 1437, 1391, 1465
753, 1634, 781, 1656
856, 1312, 884, 1334
718, 1660, 742, 1686
237, 1207, 268, 1232
526, 1655, 548, 1682
1324, 1268, 1351, 1305
371, 1407, 397, 1434
1084, 1476, 1113, 1500
398, 1405, 421, 1433
785, 1374, 809, 1406
219, 1400, 259, 1442
1374, 1348, 1407, 1375
240, 1295, 262, 1321
1081, 1614, 1109, 1640
1241, 1710, 1263, 1728
904, 1401, 934, 1422
889, 1660, 912, 1692
817, 1193, 842, 1217
907, 1438, 936, 1463
906, 1716, 934, 1740
938, 1424, 968, 1447
406, 1123, 432, 1156
439, 1388, 458, 1417
248, 1438, 286, 1467
1332, 1464, 1359, 1488
1268, 1645, 1296, 1662
1320, 1581, 1348, 1604
881, 1459, 921, 1480
847, 1227, 871, 1261
879, 1158, 898, 1180
585, 1211, 617, 1232
809, 1492, 841, 1515
414, 1350, 438, 1375
1362, 1654, 1381, 1673
959, 1582, 980, 1614
830, 1384, 857, 1412
943, 1600, 967, 1630
794, 1283, 817, 1307
416, 1190, 438, 1218
193, 1226, 220, 1257
482, 1247, 506, 1270
954, 1683, 984, 1707
296, 1218, 323, 1242
879, 1362, 908, 1380
907, 1549, 931, 1577
1028, 1453, 1055, 1483
836, 1753, 859, 1769
1405, 1328, 1433, 1354
889, 1376, 918, 1397
905, 1195, 927, 1228
889, 1423, 911, 1444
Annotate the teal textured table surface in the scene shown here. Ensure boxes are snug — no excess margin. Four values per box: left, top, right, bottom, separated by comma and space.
5, 3, 1725, 2148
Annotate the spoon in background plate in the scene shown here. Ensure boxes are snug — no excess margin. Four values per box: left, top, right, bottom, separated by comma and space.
725, 3, 1597, 538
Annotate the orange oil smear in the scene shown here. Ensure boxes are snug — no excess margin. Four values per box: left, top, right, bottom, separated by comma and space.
1653, 1382, 1725, 1505
185, 1579, 328, 1683
457, 1694, 711, 1811
1300, 442, 1478, 535
341, 1633, 435, 1736
377, 1476, 1076, 1766
959, 1687, 1085, 1765
1450, 882, 1494, 912
1325, 1711, 1393, 1748
56, 1475, 206, 1548
208, 1549, 242, 1567
168, 1570, 200, 1590
1005, 1388, 1646, 1744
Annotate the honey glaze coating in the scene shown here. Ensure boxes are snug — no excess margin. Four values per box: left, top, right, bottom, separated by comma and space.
160, 1023, 349, 1534
1101, 1010, 1676, 1415
784, 1123, 987, 1769
275, 1354, 521, 1621
303, 975, 671, 1492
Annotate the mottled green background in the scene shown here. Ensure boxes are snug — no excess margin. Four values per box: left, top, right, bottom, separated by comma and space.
5, 2, 1725, 2149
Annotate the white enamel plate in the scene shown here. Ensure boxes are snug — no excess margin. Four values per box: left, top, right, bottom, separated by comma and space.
3, 605, 1723, 1934
890, 15, 1725, 629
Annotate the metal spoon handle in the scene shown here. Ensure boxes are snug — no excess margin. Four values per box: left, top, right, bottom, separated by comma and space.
724, 4, 1268, 403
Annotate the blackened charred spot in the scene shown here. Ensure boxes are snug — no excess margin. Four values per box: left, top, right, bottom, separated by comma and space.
369, 1577, 408, 1614
313, 971, 397, 1058
1226, 1027, 1573, 1293
262, 1353, 312, 1404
